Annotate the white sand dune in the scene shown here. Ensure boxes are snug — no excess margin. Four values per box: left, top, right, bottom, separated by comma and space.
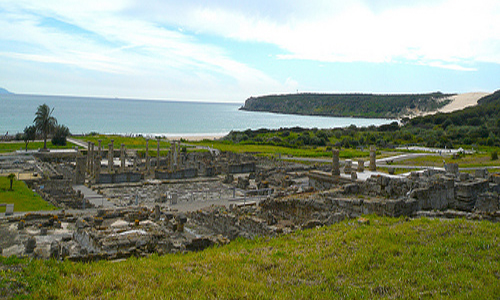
406, 92, 491, 118
438, 92, 490, 113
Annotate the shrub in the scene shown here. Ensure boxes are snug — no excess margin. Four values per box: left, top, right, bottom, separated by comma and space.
51, 124, 70, 146
491, 151, 498, 161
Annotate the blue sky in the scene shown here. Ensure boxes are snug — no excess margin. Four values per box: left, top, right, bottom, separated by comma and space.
0, 0, 499, 103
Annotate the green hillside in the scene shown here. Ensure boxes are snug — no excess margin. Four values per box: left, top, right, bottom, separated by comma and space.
2, 216, 499, 299
241, 92, 453, 118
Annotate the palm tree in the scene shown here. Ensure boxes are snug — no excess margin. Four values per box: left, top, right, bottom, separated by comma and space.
34, 104, 57, 151
7, 173, 15, 191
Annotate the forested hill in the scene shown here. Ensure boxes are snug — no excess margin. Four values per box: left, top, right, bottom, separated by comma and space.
240, 92, 454, 119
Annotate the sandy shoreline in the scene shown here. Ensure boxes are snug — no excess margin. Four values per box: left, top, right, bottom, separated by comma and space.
166, 134, 226, 141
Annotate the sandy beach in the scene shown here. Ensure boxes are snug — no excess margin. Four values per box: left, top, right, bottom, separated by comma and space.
169, 134, 226, 141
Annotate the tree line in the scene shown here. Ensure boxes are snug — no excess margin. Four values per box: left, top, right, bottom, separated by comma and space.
227, 90, 500, 149
240, 92, 453, 119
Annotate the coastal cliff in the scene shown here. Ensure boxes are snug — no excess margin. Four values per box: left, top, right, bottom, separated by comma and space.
240, 92, 454, 119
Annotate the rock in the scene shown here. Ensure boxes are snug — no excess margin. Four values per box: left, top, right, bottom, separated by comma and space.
237, 177, 250, 189
176, 213, 187, 224
302, 219, 322, 229
61, 245, 70, 259
18, 220, 25, 230
50, 241, 60, 259
357, 217, 370, 225
186, 237, 215, 251
25, 237, 37, 254
76, 217, 87, 229
222, 174, 234, 184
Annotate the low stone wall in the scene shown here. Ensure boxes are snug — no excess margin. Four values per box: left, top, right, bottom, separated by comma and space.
97, 172, 142, 184
308, 171, 351, 190
155, 168, 197, 180
326, 197, 419, 217
228, 162, 255, 174
475, 192, 500, 213
454, 179, 489, 211
188, 208, 272, 240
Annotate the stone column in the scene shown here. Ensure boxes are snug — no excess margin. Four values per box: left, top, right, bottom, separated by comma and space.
332, 149, 340, 176
108, 140, 114, 171
169, 143, 174, 171
369, 146, 376, 171
94, 157, 101, 183
145, 138, 150, 172
357, 159, 364, 172
75, 156, 86, 184
87, 141, 92, 173
120, 143, 125, 172
344, 159, 352, 174
175, 141, 182, 170
98, 140, 102, 158
90, 143, 95, 176
157, 139, 160, 169
172, 141, 178, 170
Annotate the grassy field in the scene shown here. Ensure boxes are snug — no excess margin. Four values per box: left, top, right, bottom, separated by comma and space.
0, 141, 79, 153
1, 216, 499, 299
191, 140, 369, 159
399, 153, 500, 168
0, 176, 57, 212
73, 135, 171, 150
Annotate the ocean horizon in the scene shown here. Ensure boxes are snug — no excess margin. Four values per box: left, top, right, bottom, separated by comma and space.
1, 93, 392, 137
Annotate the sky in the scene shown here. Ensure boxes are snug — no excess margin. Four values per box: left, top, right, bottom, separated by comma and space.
0, 0, 499, 103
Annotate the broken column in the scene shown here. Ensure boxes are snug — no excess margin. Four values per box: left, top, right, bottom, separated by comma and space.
121, 143, 125, 172
173, 141, 178, 170
90, 142, 95, 176
344, 159, 352, 174
87, 141, 92, 173
75, 156, 86, 184
145, 138, 150, 172
357, 159, 364, 172
369, 146, 376, 171
108, 140, 114, 171
157, 139, 160, 169
94, 157, 101, 183
332, 149, 340, 176
98, 140, 102, 158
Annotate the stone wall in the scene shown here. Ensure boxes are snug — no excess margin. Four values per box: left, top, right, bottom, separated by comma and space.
155, 168, 197, 180
308, 171, 351, 190
454, 179, 490, 211
326, 197, 418, 217
228, 162, 255, 174
188, 207, 272, 240
97, 172, 142, 184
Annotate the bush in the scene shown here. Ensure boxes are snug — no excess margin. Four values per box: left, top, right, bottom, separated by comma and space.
51, 124, 70, 146
491, 151, 498, 161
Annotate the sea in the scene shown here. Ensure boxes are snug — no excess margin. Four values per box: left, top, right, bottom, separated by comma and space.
1, 94, 392, 137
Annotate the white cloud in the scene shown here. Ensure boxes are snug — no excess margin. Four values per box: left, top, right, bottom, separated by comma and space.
0, 0, 499, 100
147, 0, 500, 67
0, 0, 284, 101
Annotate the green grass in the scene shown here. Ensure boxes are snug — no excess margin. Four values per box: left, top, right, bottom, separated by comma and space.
73, 135, 171, 150
0, 176, 57, 212
2, 216, 499, 299
192, 140, 368, 158
400, 153, 500, 168
0, 142, 79, 153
